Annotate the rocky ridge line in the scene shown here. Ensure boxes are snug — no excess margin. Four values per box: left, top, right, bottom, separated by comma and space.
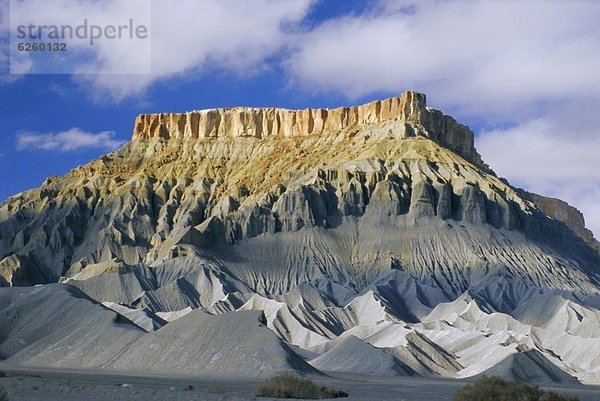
521, 190, 599, 250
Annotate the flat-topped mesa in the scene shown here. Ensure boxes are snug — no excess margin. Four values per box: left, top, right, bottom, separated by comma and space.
132, 91, 487, 168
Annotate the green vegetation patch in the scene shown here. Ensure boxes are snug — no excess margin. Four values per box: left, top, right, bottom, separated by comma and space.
454, 376, 578, 401
256, 372, 348, 399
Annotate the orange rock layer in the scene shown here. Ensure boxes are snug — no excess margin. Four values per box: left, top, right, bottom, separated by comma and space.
132, 91, 485, 168
133, 91, 427, 139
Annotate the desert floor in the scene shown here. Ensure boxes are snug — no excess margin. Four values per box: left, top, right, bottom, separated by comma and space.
1, 365, 600, 401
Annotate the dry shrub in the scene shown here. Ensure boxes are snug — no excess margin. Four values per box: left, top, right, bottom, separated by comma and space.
256, 372, 348, 399
454, 376, 578, 401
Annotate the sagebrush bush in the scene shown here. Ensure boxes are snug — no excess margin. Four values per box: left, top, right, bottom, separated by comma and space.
453, 376, 578, 401
256, 372, 348, 399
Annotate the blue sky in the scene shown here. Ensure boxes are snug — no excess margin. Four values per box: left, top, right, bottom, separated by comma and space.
1, 0, 599, 236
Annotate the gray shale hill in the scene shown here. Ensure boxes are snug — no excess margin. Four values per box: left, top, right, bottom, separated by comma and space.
1, 91, 599, 381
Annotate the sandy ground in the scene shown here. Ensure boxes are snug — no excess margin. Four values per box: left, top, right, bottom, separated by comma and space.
1, 365, 600, 401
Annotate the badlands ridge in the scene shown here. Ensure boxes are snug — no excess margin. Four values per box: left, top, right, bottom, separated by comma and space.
0, 92, 599, 384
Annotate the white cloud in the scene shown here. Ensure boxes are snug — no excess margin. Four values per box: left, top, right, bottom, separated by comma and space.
16, 128, 125, 152
477, 119, 600, 237
4, 0, 599, 110
478, 119, 600, 181
5, 0, 314, 100
286, 1, 600, 118
5, 0, 151, 75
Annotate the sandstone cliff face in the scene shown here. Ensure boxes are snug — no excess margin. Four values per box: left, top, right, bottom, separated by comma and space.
133, 91, 487, 169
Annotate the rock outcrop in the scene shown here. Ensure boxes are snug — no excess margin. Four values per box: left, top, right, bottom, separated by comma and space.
133, 91, 487, 169
522, 190, 599, 250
